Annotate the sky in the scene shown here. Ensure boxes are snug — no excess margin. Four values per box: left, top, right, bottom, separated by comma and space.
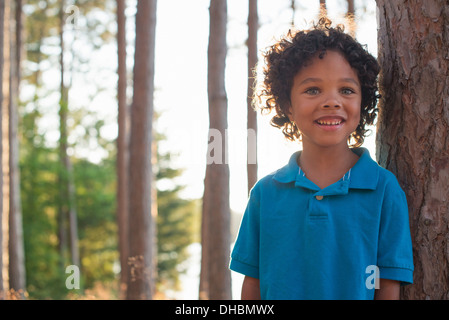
153, 0, 378, 215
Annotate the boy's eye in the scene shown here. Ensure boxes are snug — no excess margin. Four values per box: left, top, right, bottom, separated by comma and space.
341, 87, 355, 95
305, 87, 320, 95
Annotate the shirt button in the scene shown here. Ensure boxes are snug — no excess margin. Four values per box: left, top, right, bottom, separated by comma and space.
315, 195, 324, 201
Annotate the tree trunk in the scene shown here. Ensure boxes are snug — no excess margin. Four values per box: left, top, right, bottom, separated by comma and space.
0, 0, 5, 300
201, 0, 231, 300
126, 0, 157, 300
1, 0, 10, 297
346, 0, 356, 37
8, 0, 25, 298
58, 0, 79, 270
376, 0, 449, 300
247, 0, 258, 194
116, 0, 129, 299
319, 0, 327, 18
290, 0, 296, 27
57, 0, 68, 268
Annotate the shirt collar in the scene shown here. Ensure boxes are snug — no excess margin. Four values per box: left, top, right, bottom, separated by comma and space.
273, 147, 379, 191
348, 147, 379, 190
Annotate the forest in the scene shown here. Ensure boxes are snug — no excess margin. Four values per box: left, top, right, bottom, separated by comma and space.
0, 0, 448, 300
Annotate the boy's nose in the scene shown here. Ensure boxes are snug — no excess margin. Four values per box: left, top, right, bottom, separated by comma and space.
321, 93, 341, 109
322, 103, 341, 108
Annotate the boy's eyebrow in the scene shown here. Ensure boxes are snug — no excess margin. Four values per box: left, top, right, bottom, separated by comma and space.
340, 77, 360, 86
298, 77, 322, 86
298, 77, 360, 86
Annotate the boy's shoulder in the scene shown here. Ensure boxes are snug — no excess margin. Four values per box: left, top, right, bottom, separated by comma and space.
249, 168, 285, 195
350, 148, 405, 194
254, 151, 301, 187
376, 163, 401, 182
248, 152, 302, 201
375, 164, 406, 196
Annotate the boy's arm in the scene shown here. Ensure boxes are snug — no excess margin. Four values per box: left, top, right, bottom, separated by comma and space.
241, 276, 261, 300
374, 279, 400, 300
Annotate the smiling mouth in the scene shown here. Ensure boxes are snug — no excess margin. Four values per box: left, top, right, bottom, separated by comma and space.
315, 119, 344, 126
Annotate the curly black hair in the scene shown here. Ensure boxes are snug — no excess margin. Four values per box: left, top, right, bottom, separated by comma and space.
255, 19, 380, 147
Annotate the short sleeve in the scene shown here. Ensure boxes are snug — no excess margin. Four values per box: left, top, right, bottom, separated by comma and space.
229, 186, 261, 279
377, 177, 414, 285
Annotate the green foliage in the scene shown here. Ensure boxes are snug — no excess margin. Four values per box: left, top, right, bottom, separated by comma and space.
153, 130, 201, 293
20, 111, 68, 299
20, 102, 118, 298
157, 194, 201, 292
20, 124, 200, 298
73, 157, 118, 289
20, 106, 118, 299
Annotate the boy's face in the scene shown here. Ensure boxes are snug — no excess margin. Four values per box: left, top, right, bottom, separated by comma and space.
288, 50, 362, 150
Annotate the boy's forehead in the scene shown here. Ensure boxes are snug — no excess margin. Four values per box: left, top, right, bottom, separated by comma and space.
293, 50, 360, 84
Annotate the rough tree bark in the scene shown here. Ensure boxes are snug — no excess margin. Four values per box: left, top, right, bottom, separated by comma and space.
376, 0, 449, 300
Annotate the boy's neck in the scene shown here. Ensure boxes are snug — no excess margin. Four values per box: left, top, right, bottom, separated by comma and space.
298, 143, 359, 189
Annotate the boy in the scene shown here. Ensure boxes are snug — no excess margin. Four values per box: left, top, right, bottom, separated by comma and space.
229, 20, 414, 300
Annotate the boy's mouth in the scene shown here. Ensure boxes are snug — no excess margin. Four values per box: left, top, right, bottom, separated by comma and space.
315, 119, 343, 125
314, 116, 346, 130
314, 116, 345, 126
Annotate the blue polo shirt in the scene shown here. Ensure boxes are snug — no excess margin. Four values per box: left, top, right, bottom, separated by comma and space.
230, 148, 414, 300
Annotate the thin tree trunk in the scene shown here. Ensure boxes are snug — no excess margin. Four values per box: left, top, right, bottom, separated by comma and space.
8, 0, 25, 298
346, 0, 356, 37
58, 0, 79, 270
0, 0, 5, 300
57, 0, 67, 268
126, 0, 157, 300
247, 0, 258, 194
116, 0, 129, 299
347, 0, 355, 17
1, 0, 9, 296
290, 0, 295, 27
319, 0, 327, 18
376, 0, 449, 300
202, 0, 231, 300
